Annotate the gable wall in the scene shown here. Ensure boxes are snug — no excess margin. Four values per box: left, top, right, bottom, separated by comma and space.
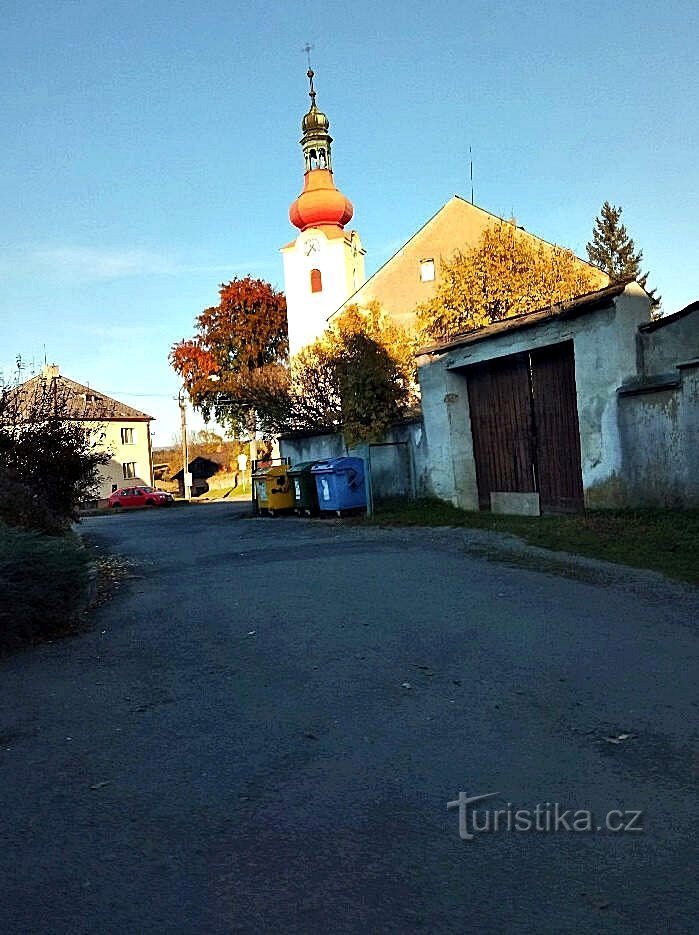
332, 197, 608, 329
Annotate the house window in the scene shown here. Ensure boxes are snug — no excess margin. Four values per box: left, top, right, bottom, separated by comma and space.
420, 259, 435, 282
123, 462, 137, 479
121, 427, 135, 445
310, 268, 323, 293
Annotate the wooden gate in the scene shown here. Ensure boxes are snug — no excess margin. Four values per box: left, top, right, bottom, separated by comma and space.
466, 341, 584, 513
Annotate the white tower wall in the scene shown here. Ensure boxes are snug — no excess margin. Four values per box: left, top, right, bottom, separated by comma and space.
282, 228, 366, 356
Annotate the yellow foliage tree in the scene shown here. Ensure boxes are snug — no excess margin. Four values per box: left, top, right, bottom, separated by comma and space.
416, 223, 607, 343
289, 303, 419, 445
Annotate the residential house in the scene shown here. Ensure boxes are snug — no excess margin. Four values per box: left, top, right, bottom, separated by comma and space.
17, 365, 154, 501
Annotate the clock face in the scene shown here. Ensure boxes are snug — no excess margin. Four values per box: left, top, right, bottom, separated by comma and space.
304, 238, 319, 256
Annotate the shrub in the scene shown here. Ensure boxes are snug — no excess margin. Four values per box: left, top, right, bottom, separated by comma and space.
0, 521, 92, 651
0, 374, 110, 533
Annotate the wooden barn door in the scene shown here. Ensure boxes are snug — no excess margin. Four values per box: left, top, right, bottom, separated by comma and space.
466, 341, 584, 513
530, 342, 584, 513
467, 353, 536, 510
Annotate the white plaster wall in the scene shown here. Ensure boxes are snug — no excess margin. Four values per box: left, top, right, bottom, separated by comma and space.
282, 229, 366, 356
84, 420, 153, 498
416, 359, 459, 504
279, 433, 346, 465
618, 386, 686, 506
278, 418, 433, 499
573, 286, 652, 504
678, 362, 699, 505
640, 308, 699, 376
417, 285, 653, 510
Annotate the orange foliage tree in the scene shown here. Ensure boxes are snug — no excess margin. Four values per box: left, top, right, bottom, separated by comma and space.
171, 281, 417, 443
170, 277, 289, 436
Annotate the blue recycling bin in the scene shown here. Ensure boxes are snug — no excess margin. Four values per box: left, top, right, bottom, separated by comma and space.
311, 457, 367, 514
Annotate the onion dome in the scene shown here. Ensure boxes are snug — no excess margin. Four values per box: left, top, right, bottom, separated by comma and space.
289, 67, 354, 232
289, 169, 354, 231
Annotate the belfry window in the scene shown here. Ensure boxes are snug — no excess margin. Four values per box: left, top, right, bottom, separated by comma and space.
310, 268, 323, 293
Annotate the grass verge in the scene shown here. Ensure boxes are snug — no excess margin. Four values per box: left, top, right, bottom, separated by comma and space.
368, 498, 699, 586
0, 521, 93, 652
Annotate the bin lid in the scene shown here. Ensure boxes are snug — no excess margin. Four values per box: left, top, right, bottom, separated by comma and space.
311, 456, 364, 475
265, 464, 290, 477
251, 466, 272, 478
287, 460, 318, 477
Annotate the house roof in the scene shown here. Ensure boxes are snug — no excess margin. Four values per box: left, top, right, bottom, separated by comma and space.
15, 372, 153, 422
417, 280, 634, 356
329, 195, 608, 327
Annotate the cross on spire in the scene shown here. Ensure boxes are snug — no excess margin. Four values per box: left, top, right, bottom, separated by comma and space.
302, 43, 316, 106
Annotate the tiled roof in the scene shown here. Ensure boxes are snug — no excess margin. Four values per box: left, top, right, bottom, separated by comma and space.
15, 374, 153, 422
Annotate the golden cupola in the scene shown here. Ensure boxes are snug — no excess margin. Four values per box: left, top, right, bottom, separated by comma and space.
289, 68, 354, 232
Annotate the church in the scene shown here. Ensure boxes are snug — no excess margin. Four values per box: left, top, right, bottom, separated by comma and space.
280, 67, 606, 352
278, 68, 698, 513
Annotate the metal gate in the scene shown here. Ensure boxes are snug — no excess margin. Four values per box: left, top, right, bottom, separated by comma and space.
466, 341, 584, 514
368, 442, 414, 502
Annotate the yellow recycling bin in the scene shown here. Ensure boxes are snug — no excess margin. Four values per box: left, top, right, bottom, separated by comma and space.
258, 464, 294, 515
252, 466, 271, 513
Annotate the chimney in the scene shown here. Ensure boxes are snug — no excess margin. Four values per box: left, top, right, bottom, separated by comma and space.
42, 363, 60, 380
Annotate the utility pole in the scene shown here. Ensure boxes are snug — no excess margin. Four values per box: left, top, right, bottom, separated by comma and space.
178, 389, 191, 501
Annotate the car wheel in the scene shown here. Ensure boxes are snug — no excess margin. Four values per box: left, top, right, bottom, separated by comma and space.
145, 499, 155, 507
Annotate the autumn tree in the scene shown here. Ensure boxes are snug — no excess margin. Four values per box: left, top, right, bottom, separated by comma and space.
586, 201, 660, 304
288, 304, 418, 445
417, 223, 606, 343
170, 277, 289, 436
172, 279, 416, 443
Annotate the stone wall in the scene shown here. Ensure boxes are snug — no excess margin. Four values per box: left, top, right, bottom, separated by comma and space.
616, 359, 698, 507
278, 418, 431, 501
416, 283, 699, 511
418, 286, 655, 509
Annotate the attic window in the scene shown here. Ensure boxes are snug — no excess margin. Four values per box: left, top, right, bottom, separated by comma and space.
420, 259, 435, 282
84, 393, 101, 403
310, 268, 323, 293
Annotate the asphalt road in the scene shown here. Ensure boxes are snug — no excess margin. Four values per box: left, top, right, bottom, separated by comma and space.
1, 502, 697, 934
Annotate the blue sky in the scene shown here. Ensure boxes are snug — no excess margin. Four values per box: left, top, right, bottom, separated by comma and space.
2, 0, 696, 443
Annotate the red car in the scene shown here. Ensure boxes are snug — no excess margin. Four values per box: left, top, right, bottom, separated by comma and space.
107, 486, 174, 509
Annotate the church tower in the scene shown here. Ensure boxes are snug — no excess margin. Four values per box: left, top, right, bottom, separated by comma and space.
281, 68, 365, 356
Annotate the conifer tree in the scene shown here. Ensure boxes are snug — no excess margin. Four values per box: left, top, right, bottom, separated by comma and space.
587, 202, 659, 303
